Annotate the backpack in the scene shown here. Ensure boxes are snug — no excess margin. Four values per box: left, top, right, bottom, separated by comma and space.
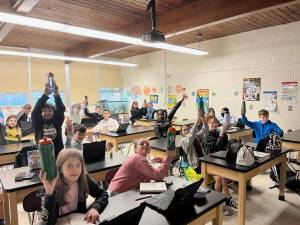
236, 145, 255, 166
15, 145, 38, 168
256, 133, 282, 152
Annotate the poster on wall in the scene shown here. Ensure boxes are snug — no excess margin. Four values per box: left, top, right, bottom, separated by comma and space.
143, 86, 151, 96
131, 86, 141, 96
175, 84, 183, 94
282, 81, 297, 103
243, 78, 261, 101
167, 95, 177, 109
263, 91, 277, 112
151, 86, 158, 93
196, 89, 209, 112
150, 95, 158, 104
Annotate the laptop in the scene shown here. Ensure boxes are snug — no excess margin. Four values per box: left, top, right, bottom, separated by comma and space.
81, 117, 98, 127
209, 141, 242, 161
99, 203, 146, 225
111, 122, 130, 133
145, 178, 203, 212
83, 140, 106, 164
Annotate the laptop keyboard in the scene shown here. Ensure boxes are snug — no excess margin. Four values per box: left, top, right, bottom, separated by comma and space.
146, 190, 175, 211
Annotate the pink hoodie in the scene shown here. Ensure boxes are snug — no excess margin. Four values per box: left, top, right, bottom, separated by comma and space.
108, 154, 172, 193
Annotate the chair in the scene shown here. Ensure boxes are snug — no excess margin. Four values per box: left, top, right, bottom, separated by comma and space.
103, 168, 119, 190
22, 190, 41, 225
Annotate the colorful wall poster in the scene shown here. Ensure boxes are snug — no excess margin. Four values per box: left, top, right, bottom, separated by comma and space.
263, 91, 277, 112
151, 86, 158, 93
167, 95, 177, 109
143, 86, 151, 96
150, 95, 159, 104
131, 86, 141, 96
282, 81, 297, 103
196, 89, 209, 112
175, 84, 183, 94
243, 78, 261, 101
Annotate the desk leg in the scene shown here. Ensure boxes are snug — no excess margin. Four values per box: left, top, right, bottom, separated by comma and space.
279, 155, 287, 201
3, 191, 10, 225
246, 179, 252, 191
238, 174, 246, 225
6, 192, 18, 225
113, 139, 119, 151
212, 204, 223, 225
201, 163, 208, 187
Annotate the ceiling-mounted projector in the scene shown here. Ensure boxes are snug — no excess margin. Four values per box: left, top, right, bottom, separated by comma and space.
142, 0, 165, 42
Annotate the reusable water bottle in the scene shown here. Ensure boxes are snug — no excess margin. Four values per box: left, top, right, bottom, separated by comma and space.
198, 97, 205, 113
66, 117, 74, 139
224, 113, 230, 125
167, 127, 177, 151
241, 101, 246, 115
39, 137, 57, 180
47, 72, 55, 94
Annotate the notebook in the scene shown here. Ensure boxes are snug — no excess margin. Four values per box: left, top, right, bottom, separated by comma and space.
140, 182, 167, 194
254, 151, 270, 158
57, 213, 95, 225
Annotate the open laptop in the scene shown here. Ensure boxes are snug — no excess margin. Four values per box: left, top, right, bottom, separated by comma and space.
99, 203, 146, 225
209, 141, 242, 161
83, 140, 106, 164
145, 178, 203, 212
111, 122, 130, 133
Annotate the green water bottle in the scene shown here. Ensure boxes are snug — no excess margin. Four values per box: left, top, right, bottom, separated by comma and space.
167, 127, 177, 151
39, 137, 57, 180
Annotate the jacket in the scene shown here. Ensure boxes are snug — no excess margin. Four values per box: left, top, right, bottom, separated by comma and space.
39, 175, 108, 225
204, 130, 228, 154
84, 107, 103, 123
241, 115, 283, 143
180, 122, 209, 169
32, 94, 65, 157
154, 100, 183, 138
130, 107, 147, 123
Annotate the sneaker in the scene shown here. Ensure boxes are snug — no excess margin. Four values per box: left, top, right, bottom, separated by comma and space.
223, 205, 233, 216
226, 197, 238, 209
0, 219, 4, 225
35, 207, 49, 225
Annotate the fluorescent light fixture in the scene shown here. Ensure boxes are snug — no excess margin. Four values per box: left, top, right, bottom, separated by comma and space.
0, 12, 209, 57
0, 50, 137, 67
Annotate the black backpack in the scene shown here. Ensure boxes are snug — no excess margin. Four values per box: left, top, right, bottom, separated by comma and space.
256, 133, 282, 152
15, 145, 38, 168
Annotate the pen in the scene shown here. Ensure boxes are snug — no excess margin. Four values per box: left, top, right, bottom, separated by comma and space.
135, 195, 152, 201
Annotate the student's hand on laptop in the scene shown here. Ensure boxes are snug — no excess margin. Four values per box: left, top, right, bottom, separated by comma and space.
39, 171, 58, 196
84, 208, 99, 224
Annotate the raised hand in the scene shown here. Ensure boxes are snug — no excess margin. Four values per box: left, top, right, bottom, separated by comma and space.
39, 170, 58, 196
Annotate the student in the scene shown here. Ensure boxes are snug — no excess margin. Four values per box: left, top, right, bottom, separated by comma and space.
207, 107, 216, 117
1, 115, 22, 144
217, 107, 237, 125
108, 138, 175, 195
32, 80, 65, 157
0, 107, 4, 125
36, 149, 108, 225
92, 109, 119, 133
180, 109, 208, 171
16, 104, 32, 124
204, 116, 238, 212
145, 102, 155, 120
83, 99, 103, 123
154, 95, 185, 138
70, 103, 82, 125
65, 124, 86, 151
130, 101, 147, 124
241, 109, 283, 143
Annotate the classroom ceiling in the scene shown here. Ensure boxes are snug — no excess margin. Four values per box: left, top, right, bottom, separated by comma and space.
0, 0, 300, 58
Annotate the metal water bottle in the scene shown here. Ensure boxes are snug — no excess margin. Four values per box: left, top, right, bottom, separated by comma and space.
198, 97, 205, 113
241, 101, 246, 115
167, 127, 177, 151
47, 72, 55, 94
66, 117, 74, 139
39, 137, 57, 180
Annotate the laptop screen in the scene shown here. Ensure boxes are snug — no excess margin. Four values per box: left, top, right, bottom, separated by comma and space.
83, 140, 106, 164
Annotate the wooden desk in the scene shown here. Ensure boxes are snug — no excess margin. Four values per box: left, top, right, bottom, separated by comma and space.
100, 177, 226, 225
0, 152, 126, 225
20, 133, 35, 142
149, 136, 182, 158
0, 142, 35, 165
172, 119, 196, 131
98, 126, 155, 151
282, 129, 300, 162
226, 128, 252, 140
200, 149, 288, 225
135, 119, 156, 126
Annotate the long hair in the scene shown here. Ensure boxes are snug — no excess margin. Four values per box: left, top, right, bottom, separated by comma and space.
55, 149, 89, 206
5, 115, 22, 138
